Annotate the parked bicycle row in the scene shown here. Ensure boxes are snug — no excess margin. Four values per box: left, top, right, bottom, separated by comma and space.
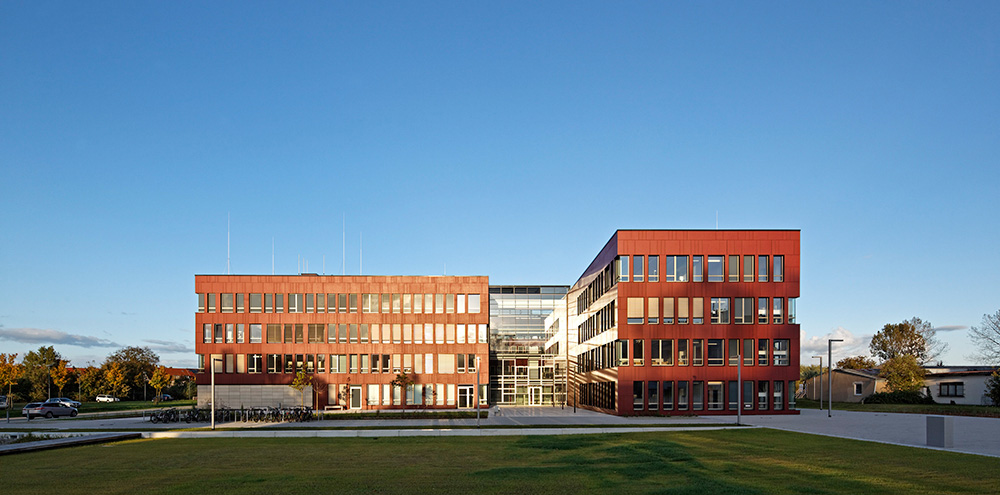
148, 406, 315, 424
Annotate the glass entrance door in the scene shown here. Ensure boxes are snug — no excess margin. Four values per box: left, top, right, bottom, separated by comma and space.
529, 386, 542, 405
458, 385, 474, 408
350, 385, 362, 409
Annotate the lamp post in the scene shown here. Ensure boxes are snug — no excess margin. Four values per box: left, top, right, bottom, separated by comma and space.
828, 339, 843, 417
812, 356, 823, 411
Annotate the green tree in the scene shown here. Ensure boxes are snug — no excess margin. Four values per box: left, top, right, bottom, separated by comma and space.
800, 364, 822, 381
105, 346, 159, 400
77, 365, 103, 400
870, 319, 931, 364
0, 353, 24, 401
22, 346, 62, 400
149, 366, 172, 402
837, 356, 877, 370
968, 310, 1000, 365
985, 371, 1000, 407
290, 371, 313, 408
880, 355, 926, 393
103, 361, 130, 399
391, 372, 414, 414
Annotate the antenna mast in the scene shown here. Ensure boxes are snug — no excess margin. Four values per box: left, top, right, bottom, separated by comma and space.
226, 213, 231, 274
342, 214, 346, 275
360, 232, 363, 275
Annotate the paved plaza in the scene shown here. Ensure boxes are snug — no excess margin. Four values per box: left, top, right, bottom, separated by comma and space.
3, 406, 998, 458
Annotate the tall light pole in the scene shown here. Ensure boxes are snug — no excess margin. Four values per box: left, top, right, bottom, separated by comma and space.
812, 356, 823, 411
828, 339, 843, 417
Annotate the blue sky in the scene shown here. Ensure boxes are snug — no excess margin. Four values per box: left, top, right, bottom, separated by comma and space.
2, 2, 998, 368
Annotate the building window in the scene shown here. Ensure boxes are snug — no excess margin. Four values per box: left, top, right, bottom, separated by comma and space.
758, 255, 769, 282
692, 297, 704, 324
692, 256, 703, 282
758, 297, 768, 324
710, 298, 730, 324
619, 256, 629, 283
707, 382, 724, 410
616, 339, 629, 366
221, 293, 234, 313
207, 293, 216, 313
306, 293, 314, 313
468, 294, 481, 313
250, 324, 262, 344
249, 293, 262, 313
853, 382, 864, 396
773, 255, 784, 282
632, 381, 644, 411
743, 255, 754, 282
214, 324, 224, 343
648, 381, 659, 411
197, 294, 205, 313
677, 381, 689, 410
665, 256, 688, 282
729, 255, 739, 282
744, 339, 754, 366
647, 297, 659, 324
648, 255, 659, 282
651, 339, 673, 366
248, 354, 261, 374
677, 297, 688, 324
663, 297, 674, 324
237, 293, 245, 313
939, 382, 964, 397
265, 293, 273, 313
743, 381, 755, 410
288, 293, 303, 313
266, 324, 280, 344
275, 294, 284, 313
758, 381, 769, 410
202, 324, 211, 344
692, 339, 703, 366
774, 381, 784, 411
382, 294, 391, 313
633, 339, 644, 366
627, 297, 644, 324
707, 339, 724, 366
435, 294, 445, 314
677, 339, 688, 366
789, 298, 797, 324
707, 256, 724, 282
633, 255, 644, 282
758, 339, 769, 366
692, 381, 704, 410
236, 324, 244, 343
773, 298, 784, 324
773, 339, 789, 366
728, 339, 739, 366
734, 297, 754, 324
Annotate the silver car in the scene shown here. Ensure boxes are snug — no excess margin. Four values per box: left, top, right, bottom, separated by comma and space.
25, 402, 78, 419
44, 397, 82, 408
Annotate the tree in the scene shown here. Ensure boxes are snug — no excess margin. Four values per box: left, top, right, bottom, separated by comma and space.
22, 346, 62, 400
800, 364, 822, 381
103, 361, 130, 399
390, 372, 414, 415
290, 371, 313, 408
105, 346, 159, 400
907, 317, 948, 365
50, 359, 71, 397
77, 365, 103, 400
880, 355, 926, 393
870, 318, 934, 365
985, 371, 1000, 407
149, 366, 172, 402
0, 353, 24, 401
968, 310, 1000, 365
837, 356, 877, 370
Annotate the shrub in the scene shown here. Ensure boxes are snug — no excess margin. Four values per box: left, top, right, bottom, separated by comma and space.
863, 390, 935, 404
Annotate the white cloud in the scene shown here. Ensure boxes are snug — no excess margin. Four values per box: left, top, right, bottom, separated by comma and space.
932, 325, 967, 333
0, 326, 119, 348
141, 339, 193, 353
800, 327, 871, 364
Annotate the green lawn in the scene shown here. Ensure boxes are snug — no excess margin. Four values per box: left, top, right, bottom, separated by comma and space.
5, 430, 998, 494
796, 398, 1000, 418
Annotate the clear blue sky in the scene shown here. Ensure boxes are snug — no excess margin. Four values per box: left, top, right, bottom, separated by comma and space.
2, 2, 998, 368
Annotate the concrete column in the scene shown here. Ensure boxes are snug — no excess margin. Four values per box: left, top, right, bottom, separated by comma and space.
926, 416, 954, 448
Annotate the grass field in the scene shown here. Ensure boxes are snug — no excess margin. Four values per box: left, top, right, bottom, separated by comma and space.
5, 430, 998, 494
796, 398, 1000, 418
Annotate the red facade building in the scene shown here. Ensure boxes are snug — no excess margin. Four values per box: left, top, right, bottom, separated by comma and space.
569, 230, 800, 415
194, 275, 489, 410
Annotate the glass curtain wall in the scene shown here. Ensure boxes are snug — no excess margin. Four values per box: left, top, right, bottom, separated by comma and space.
489, 286, 569, 406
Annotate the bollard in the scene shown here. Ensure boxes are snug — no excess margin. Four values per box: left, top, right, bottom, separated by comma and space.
927, 416, 954, 448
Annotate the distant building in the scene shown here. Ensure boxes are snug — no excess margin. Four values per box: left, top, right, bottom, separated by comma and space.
807, 366, 998, 405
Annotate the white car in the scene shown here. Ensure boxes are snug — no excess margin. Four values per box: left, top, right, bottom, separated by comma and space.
96, 394, 120, 402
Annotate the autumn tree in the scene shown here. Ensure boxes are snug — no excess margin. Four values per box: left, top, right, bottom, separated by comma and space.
870, 317, 944, 366
149, 366, 172, 402
0, 354, 24, 401
985, 371, 1000, 407
22, 346, 62, 400
50, 359, 72, 397
837, 356, 877, 370
105, 346, 159, 400
968, 310, 1000, 365
880, 355, 926, 393
103, 361, 130, 399
77, 365, 103, 400
290, 371, 313, 408
800, 364, 822, 381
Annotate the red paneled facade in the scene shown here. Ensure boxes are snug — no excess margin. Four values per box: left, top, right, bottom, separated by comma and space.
573, 230, 800, 415
194, 275, 489, 410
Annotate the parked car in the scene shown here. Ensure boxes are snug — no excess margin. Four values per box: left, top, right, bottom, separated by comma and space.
44, 397, 82, 408
0, 395, 9, 409
96, 394, 120, 402
24, 402, 78, 419
22, 402, 42, 417
153, 394, 173, 402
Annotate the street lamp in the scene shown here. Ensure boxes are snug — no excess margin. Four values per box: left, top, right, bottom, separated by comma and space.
812, 356, 823, 411
828, 339, 843, 417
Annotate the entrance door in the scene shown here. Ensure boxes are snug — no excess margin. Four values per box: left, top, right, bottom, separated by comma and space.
529, 386, 542, 406
350, 385, 362, 409
458, 385, 474, 408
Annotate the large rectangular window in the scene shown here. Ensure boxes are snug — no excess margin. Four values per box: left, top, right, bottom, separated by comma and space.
773, 255, 784, 282
663, 297, 674, 324
648, 255, 659, 282
734, 297, 754, 324
619, 255, 630, 282
743, 255, 754, 282
250, 324, 262, 344
665, 256, 688, 282
207, 293, 216, 312
758, 255, 769, 282
306, 293, 314, 313
758, 297, 769, 324
381, 294, 391, 313
648, 381, 659, 411
692, 297, 703, 324
202, 324, 211, 344
249, 293, 262, 313
677, 339, 689, 366
616, 339, 629, 366
939, 382, 965, 397
789, 298, 797, 324
275, 293, 284, 313
692, 381, 704, 410
710, 298, 730, 324
692, 339, 703, 366
758, 339, 769, 366
633, 255, 644, 282
692, 256, 703, 282
266, 324, 280, 344
677, 381, 689, 410
729, 339, 739, 366
677, 297, 688, 324
221, 293, 234, 313
236, 293, 245, 313
647, 297, 659, 324
632, 381, 644, 411
663, 381, 674, 410
773, 339, 789, 366
773, 298, 784, 324
743, 339, 754, 366
707, 256, 724, 282
707, 339, 724, 366
626, 297, 644, 324
707, 382, 723, 410
651, 339, 673, 366
633, 339, 644, 366
728, 255, 739, 282
435, 294, 444, 314
197, 293, 205, 313
265, 293, 274, 313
